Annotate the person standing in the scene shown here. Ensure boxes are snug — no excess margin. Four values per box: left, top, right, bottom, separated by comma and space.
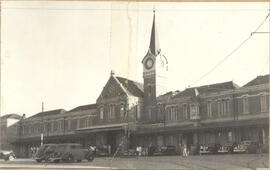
183, 145, 188, 157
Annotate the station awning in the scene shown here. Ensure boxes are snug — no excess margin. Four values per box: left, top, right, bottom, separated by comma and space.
136, 118, 268, 134
75, 123, 128, 133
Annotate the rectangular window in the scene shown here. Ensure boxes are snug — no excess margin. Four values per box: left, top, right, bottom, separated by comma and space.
59, 120, 64, 131
183, 104, 188, 120
148, 108, 152, 120
260, 95, 267, 112
87, 117, 92, 127
71, 119, 77, 130
243, 97, 249, 114
190, 104, 199, 120
222, 100, 225, 116
50, 122, 54, 132
53, 122, 58, 131
207, 101, 212, 118
46, 123, 50, 132
34, 124, 38, 133
168, 107, 171, 121
23, 126, 27, 134
79, 118, 86, 128
68, 120, 71, 130
137, 105, 141, 120
226, 100, 230, 115
217, 101, 221, 117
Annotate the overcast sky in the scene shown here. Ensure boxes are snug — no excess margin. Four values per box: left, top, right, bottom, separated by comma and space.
1, 1, 269, 117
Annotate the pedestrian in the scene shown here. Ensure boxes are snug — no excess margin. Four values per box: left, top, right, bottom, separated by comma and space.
258, 142, 263, 156
200, 144, 204, 156
136, 146, 139, 158
108, 145, 111, 156
182, 145, 188, 157
178, 143, 182, 155
30, 147, 34, 158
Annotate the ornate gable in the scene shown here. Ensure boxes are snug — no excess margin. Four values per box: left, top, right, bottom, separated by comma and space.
96, 75, 128, 104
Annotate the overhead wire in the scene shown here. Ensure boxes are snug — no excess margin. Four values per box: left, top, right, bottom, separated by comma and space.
189, 12, 270, 87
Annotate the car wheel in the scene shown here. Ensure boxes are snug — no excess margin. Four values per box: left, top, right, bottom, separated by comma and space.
36, 159, 42, 163
67, 154, 74, 162
87, 156, 94, 162
77, 160, 82, 162
54, 159, 60, 163
9, 155, 15, 161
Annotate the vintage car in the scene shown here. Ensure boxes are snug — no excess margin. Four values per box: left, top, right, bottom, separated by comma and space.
153, 145, 177, 156
0, 150, 15, 161
200, 144, 221, 154
34, 144, 57, 162
218, 142, 238, 154
95, 146, 110, 157
234, 140, 258, 154
122, 149, 137, 157
47, 143, 94, 163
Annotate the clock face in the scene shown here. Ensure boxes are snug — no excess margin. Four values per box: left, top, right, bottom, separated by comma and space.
145, 58, 154, 70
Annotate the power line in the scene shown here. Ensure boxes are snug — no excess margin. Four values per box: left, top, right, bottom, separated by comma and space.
190, 12, 270, 87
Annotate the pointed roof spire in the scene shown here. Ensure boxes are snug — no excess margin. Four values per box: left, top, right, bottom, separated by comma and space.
149, 10, 161, 56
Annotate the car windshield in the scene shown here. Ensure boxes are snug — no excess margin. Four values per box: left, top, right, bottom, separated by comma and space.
56, 145, 67, 150
245, 141, 251, 145
70, 145, 82, 149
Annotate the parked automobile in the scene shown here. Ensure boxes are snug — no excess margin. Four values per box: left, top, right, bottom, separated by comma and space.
95, 146, 109, 157
34, 144, 57, 163
47, 143, 94, 162
219, 142, 237, 154
234, 140, 258, 154
122, 149, 137, 157
0, 150, 15, 161
152, 145, 177, 156
161, 145, 177, 155
200, 143, 221, 154
207, 143, 221, 154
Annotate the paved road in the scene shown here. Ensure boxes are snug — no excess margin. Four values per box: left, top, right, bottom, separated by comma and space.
0, 153, 268, 169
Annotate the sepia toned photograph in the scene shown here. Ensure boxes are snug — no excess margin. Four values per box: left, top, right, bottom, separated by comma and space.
0, 1, 269, 169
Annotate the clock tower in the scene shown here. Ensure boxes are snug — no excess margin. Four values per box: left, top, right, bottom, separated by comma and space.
142, 11, 168, 122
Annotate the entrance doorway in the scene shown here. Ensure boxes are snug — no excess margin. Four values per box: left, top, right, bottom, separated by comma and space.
107, 132, 117, 154
183, 132, 193, 150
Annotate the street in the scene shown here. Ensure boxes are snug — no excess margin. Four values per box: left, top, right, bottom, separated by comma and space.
0, 154, 268, 169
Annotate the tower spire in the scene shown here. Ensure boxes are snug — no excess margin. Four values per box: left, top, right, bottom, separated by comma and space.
149, 10, 160, 56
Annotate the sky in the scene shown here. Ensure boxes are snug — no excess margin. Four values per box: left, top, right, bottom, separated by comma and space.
1, 1, 269, 117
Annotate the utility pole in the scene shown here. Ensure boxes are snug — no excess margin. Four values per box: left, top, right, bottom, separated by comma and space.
41, 102, 44, 146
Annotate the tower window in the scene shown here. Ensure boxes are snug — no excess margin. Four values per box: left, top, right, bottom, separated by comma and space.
148, 86, 152, 96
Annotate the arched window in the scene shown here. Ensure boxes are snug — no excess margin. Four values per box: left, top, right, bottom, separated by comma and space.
100, 107, 104, 119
